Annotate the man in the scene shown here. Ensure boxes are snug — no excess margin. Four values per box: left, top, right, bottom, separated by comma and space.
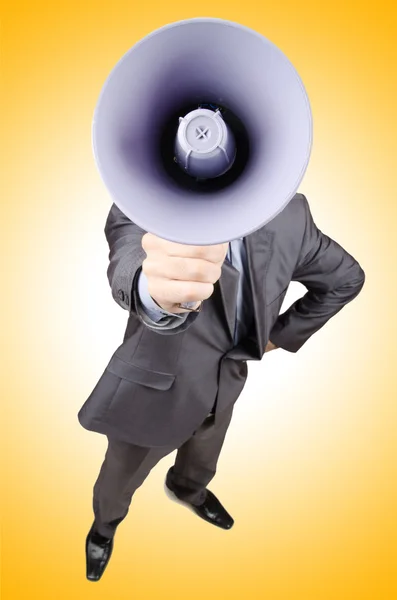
78, 193, 365, 581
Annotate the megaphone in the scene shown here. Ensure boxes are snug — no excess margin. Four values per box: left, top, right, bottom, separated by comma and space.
93, 17, 312, 245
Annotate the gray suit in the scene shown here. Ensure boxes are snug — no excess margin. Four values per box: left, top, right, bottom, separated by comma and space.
78, 193, 365, 536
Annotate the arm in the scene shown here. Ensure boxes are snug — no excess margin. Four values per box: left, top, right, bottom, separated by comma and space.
269, 195, 365, 353
105, 203, 198, 334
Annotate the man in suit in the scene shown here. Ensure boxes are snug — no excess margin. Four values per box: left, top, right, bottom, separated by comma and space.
78, 193, 365, 581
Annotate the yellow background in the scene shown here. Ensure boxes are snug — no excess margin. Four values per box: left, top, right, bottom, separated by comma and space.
1, 1, 396, 598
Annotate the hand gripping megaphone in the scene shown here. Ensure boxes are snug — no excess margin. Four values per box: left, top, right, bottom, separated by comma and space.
93, 17, 312, 246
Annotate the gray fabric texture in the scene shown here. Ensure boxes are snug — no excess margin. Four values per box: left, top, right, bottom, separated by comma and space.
78, 193, 365, 448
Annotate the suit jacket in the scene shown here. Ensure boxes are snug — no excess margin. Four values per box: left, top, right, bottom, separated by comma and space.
78, 193, 365, 448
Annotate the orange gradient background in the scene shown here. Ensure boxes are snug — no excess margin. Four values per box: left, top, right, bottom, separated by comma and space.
1, 1, 396, 598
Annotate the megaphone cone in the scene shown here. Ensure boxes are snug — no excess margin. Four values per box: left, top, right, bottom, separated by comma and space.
93, 17, 312, 245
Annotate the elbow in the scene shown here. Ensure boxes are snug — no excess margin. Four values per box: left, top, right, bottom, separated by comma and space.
354, 265, 366, 293
337, 263, 365, 301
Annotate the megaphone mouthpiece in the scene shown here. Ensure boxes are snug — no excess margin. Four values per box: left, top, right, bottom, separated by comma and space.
174, 107, 236, 179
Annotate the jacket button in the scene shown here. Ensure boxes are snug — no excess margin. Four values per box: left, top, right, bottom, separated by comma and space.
117, 289, 125, 302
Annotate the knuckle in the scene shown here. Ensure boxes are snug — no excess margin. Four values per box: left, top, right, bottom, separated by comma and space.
148, 279, 167, 304
187, 260, 220, 283
210, 265, 222, 283
142, 258, 157, 276
209, 247, 223, 263
181, 285, 199, 302
190, 262, 206, 280
216, 245, 227, 262
203, 265, 220, 284
194, 246, 207, 260
184, 288, 198, 302
201, 283, 214, 299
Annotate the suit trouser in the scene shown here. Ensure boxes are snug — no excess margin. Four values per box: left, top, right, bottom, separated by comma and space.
92, 403, 234, 538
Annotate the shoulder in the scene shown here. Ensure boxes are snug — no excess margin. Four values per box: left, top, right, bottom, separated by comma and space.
244, 193, 309, 268
279, 192, 308, 221
262, 192, 308, 237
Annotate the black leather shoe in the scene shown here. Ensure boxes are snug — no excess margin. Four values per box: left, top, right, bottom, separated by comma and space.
85, 523, 114, 581
165, 470, 234, 530
191, 489, 234, 530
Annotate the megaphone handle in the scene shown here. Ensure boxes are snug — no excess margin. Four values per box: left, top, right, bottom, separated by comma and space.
177, 301, 203, 312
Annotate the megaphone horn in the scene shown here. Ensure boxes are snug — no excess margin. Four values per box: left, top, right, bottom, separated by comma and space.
93, 17, 312, 245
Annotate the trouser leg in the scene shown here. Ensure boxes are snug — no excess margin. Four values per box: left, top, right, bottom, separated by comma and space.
166, 403, 234, 506
92, 437, 173, 538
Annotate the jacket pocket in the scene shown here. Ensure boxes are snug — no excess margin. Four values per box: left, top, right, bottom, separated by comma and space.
107, 354, 175, 391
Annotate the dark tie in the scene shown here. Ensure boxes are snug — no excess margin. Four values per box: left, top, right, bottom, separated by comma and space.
229, 240, 254, 344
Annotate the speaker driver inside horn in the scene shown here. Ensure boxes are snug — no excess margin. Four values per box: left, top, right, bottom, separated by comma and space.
159, 101, 250, 193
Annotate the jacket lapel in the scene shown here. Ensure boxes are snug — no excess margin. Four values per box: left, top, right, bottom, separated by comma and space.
218, 257, 240, 341
245, 228, 275, 353
218, 228, 275, 353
